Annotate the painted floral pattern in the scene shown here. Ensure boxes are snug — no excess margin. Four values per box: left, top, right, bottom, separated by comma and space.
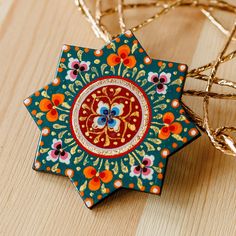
107, 45, 136, 68
46, 139, 71, 165
92, 101, 124, 132
39, 94, 65, 122
130, 155, 154, 180
24, 31, 200, 208
66, 58, 90, 81
148, 72, 171, 94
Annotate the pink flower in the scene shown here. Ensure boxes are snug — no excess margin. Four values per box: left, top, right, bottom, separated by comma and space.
148, 72, 171, 94
130, 155, 154, 180
66, 58, 90, 81
46, 139, 71, 165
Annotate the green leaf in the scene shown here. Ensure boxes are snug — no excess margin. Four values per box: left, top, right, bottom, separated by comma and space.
110, 42, 116, 52
132, 67, 138, 77
60, 63, 67, 69
171, 78, 182, 86
112, 161, 119, 175
91, 67, 99, 76
64, 138, 74, 144
153, 114, 162, 120
101, 183, 106, 194
121, 160, 128, 173
135, 150, 145, 158
75, 80, 83, 87
104, 159, 110, 170
61, 102, 71, 109
172, 134, 183, 141
41, 91, 50, 98
128, 154, 135, 166
93, 158, 100, 166
150, 125, 160, 134
35, 112, 44, 119
135, 70, 146, 81
68, 84, 76, 94
58, 130, 67, 139
70, 145, 77, 155
53, 124, 67, 129
85, 73, 90, 83
176, 115, 187, 121
79, 180, 87, 192
74, 153, 84, 164
40, 147, 50, 154
137, 178, 143, 190
101, 64, 107, 75
144, 142, 155, 151
77, 50, 83, 61
131, 43, 138, 53
148, 138, 162, 145
59, 114, 68, 121
153, 166, 162, 173
51, 163, 59, 173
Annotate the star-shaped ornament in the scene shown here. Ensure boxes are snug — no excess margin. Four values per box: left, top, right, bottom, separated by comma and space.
24, 31, 200, 208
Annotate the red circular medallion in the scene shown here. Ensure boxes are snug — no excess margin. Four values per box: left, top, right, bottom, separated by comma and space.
70, 76, 151, 158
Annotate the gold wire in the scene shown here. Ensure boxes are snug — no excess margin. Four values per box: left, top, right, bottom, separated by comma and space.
74, 0, 236, 156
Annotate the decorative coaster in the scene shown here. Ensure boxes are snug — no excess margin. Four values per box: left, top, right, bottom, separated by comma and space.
24, 31, 200, 208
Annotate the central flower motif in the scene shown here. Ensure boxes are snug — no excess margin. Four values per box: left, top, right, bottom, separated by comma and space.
70, 77, 151, 158
92, 101, 124, 132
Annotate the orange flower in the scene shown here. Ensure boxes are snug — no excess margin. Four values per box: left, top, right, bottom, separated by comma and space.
39, 94, 65, 122
107, 45, 136, 68
83, 166, 113, 191
158, 112, 182, 140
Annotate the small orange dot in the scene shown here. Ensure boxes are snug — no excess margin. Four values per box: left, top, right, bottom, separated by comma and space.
35, 91, 40, 97
180, 109, 185, 114
176, 87, 181, 92
75, 46, 79, 51
180, 76, 184, 81
31, 110, 37, 115
74, 181, 78, 187
84, 48, 89, 53
129, 183, 134, 188
115, 38, 120, 43
80, 191, 84, 197
158, 174, 163, 180
97, 195, 102, 200
40, 141, 44, 146
44, 85, 49, 90
58, 68, 63, 72
37, 119, 43, 125
185, 119, 190, 124
107, 44, 112, 49
106, 188, 110, 193
139, 48, 144, 53
159, 162, 164, 168
172, 142, 178, 148
158, 61, 163, 67
60, 58, 65, 62
56, 169, 61, 173
46, 167, 51, 171
168, 63, 173, 68
140, 186, 145, 191
183, 137, 187, 143
133, 40, 138, 44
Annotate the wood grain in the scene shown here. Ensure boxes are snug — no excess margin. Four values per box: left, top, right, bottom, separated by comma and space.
0, 1, 236, 235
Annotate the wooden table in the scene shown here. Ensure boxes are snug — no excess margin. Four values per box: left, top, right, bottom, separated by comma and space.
1, 1, 236, 235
